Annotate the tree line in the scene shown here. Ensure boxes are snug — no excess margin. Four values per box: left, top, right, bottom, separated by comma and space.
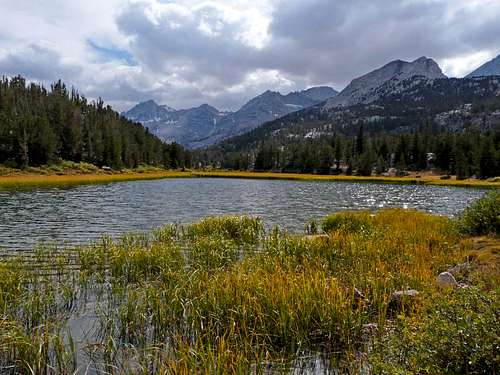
0, 76, 190, 169
199, 122, 500, 179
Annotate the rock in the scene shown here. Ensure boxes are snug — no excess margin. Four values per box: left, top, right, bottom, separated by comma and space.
447, 262, 470, 276
390, 289, 419, 303
388, 289, 420, 313
436, 271, 459, 288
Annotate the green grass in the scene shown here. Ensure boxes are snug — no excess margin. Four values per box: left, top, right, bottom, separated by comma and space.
0, 210, 498, 373
456, 190, 500, 236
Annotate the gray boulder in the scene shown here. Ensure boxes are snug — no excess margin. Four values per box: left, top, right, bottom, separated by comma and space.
436, 271, 459, 288
391, 289, 419, 303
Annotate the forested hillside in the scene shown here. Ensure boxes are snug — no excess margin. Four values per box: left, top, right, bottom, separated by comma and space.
0, 76, 190, 169
198, 77, 500, 178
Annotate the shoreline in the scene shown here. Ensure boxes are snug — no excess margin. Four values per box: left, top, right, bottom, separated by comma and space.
192, 170, 500, 188
0, 169, 499, 189
0, 170, 191, 189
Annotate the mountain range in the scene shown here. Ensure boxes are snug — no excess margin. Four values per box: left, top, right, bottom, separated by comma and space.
203, 57, 500, 158
123, 86, 338, 149
124, 54, 500, 150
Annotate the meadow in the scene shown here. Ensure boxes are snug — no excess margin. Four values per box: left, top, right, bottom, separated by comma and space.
1, 162, 500, 189
0, 192, 498, 373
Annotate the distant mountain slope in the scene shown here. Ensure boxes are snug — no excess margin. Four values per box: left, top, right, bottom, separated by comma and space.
325, 56, 446, 108
301, 86, 338, 102
200, 75, 500, 177
207, 75, 500, 153
123, 87, 338, 149
122, 101, 229, 147
124, 99, 176, 123
466, 54, 500, 78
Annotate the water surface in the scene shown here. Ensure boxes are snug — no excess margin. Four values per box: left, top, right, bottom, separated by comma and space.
0, 178, 487, 250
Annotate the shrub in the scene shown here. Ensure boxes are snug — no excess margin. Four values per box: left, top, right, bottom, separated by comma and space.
321, 211, 373, 234
456, 191, 500, 236
370, 288, 500, 374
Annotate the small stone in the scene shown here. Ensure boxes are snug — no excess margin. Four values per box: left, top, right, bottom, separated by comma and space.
390, 289, 419, 303
436, 271, 459, 288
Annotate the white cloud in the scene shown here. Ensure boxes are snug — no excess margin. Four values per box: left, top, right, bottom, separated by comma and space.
0, 0, 499, 112
440, 51, 498, 78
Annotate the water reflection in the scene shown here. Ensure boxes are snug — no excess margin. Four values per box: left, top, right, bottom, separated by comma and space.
0, 178, 487, 250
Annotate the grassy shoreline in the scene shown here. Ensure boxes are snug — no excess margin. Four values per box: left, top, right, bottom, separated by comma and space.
192, 170, 500, 188
1, 167, 499, 189
0, 170, 191, 189
0, 210, 498, 373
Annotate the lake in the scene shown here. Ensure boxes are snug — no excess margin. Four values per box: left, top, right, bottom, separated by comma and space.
0, 178, 488, 250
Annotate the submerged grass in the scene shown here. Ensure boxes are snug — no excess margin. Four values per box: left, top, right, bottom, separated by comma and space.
0, 210, 498, 373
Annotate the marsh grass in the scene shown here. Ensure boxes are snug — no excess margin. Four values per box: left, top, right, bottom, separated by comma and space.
0, 212, 498, 373
321, 211, 373, 234
2, 165, 500, 190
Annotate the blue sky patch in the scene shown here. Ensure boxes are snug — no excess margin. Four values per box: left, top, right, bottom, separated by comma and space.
87, 39, 136, 66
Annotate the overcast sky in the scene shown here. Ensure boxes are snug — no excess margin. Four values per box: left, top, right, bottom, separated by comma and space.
0, 0, 499, 112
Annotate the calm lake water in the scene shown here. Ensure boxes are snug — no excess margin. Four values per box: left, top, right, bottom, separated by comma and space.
0, 178, 488, 250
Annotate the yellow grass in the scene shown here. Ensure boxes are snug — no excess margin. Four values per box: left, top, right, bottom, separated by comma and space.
192, 170, 500, 188
1, 166, 499, 189
0, 170, 192, 189
0, 211, 498, 372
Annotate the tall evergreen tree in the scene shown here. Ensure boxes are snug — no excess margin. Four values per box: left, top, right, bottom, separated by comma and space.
0, 76, 190, 169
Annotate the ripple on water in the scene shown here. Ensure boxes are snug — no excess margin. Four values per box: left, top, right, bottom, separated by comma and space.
0, 178, 488, 251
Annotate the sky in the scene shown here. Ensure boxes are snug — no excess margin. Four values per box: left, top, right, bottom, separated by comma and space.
0, 0, 499, 112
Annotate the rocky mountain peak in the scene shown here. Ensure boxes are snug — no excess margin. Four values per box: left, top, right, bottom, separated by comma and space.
122, 99, 176, 122
325, 56, 446, 108
466, 54, 500, 78
195, 103, 220, 113
301, 86, 339, 102
123, 85, 337, 149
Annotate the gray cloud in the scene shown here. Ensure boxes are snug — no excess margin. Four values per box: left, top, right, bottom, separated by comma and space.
116, 3, 262, 87
0, 0, 499, 112
263, 0, 488, 84
0, 44, 81, 83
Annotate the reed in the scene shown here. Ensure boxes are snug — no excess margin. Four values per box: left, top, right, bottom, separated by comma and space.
0, 211, 497, 373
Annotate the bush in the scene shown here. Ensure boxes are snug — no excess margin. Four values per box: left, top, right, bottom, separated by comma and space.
321, 211, 373, 234
370, 289, 500, 374
456, 191, 500, 236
